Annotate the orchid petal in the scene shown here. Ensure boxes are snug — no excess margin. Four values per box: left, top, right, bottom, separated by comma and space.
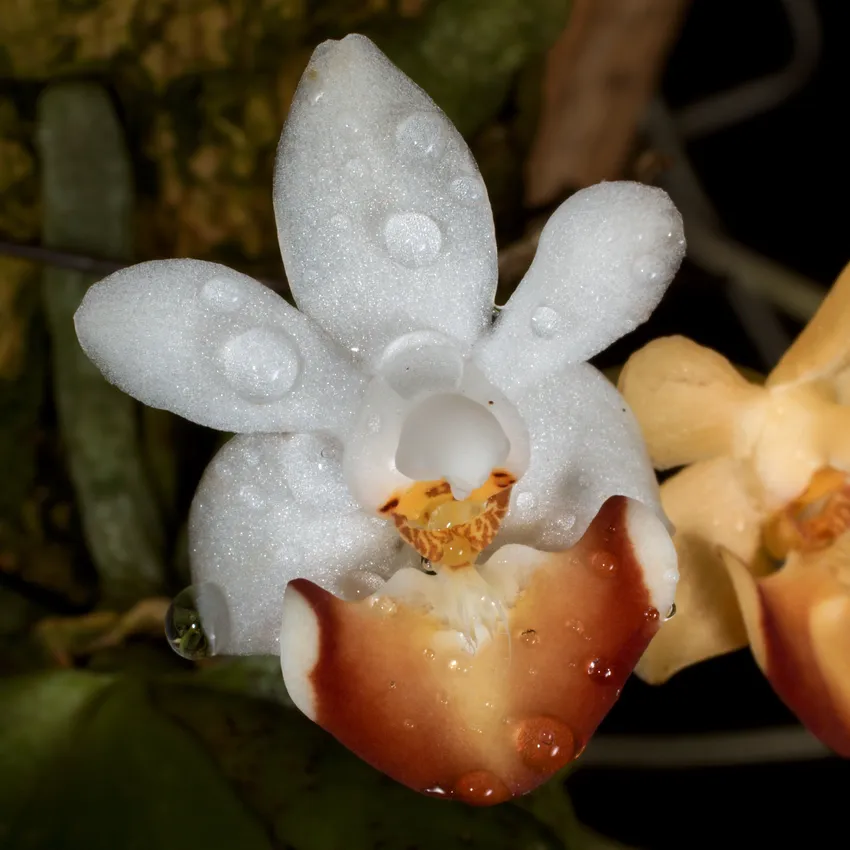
475, 182, 684, 396
190, 432, 411, 655
274, 35, 497, 361
494, 362, 662, 552
722, 537, 850, 756
635, 457, 768, 683
618, 335, 765, 470
768, 261, 850, 388
75, 260, 365, 435
280, 496, 673, 802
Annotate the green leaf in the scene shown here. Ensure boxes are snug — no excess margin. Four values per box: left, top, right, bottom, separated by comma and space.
157, 682, 562, 850
37, 82, 166, 608
0, 671, 272, 850
377, 0, 571, 137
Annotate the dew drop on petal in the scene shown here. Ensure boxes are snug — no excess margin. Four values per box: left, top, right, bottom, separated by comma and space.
530, 305, 560, 338
632, 253, 666, 284
201, 277, 246, 312
515, 716, 576, 773
384, 212, 442, 269
665, 602, 677, 621
165, 583, 228, 660
403, 718, 416, 730
516, 491, 535, 511
450, 176, 483, 203
453, 770, 511, 805
219, 327, 300, 402
396, 111, 447, 160
586, 658, 615, 684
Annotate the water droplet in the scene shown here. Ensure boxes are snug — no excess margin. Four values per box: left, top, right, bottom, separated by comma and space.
220, 327, 300, 402
437, 690, 449, 706
165, 583, 228, 660
237, 483, 265, 507
531, 305, 559, 338
453, 770, 511, 806
586, 658, 615, 684
565, 618, 585, 635
396, 111, 447, 160
403, 718, 416, 730
527, 667, 539, 676
450, 176, 483, 203
389, 680, 397, 690
515, 716, 576, 773
518, 628, 539, 647
366, 413, 381, 434
516, 491, 535, 511
423, 647, 436, 661
633, 254, 666, 284
311, 89, 325, 104
423, 785, 449, 798
644, 607, 660, 624
384, 212, 442, 269
371, 596, 397, 616
329, 213, 350, 230
590, 549, 618, 576
201, 277, 245, 312
665, 602, 677, 621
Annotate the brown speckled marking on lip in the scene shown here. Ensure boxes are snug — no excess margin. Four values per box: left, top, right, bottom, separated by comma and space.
287, 496, 661, 803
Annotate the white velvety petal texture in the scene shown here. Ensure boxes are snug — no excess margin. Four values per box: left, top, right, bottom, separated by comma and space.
274, 34, 497, 362
476, 182, 685, 397
75, 259, 365, 434
190, 432, 411, 655
493, 362, 664, 551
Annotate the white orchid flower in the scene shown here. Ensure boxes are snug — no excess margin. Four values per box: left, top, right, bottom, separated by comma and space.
75, 35, 684, 804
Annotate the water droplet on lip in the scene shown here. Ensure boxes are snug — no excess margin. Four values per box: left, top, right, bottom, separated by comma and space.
586, 658, 615, 684
453, 770, 511, 806
165, 583, 229, 659
396, 111, 447, 159
590, 549, 618, 576
384, 212, 442, 269
450, 176, 483, 203
201, 277, 245, 312
515, 716, 576, 772
219, 327, 300, 402
530, 305, 559, 338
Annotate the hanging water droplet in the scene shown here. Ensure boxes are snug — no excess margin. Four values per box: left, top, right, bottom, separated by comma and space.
450, 176, 483, 203
491, 304, 503, 322
396, 111, 447, 160
453, 770, 511, 805
165, 583, 228, 660
423, 785, 449, 798
201, 277, 246, 312
219, 327, 300, 402
665, 602, 677, 621
515, 715, 576, 773
384, 212, 442, 269
530, 305, 559, 338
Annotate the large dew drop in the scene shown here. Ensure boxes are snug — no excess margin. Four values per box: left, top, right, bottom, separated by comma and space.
219, 327, 301, 402
384, 212, 442, 269
165, 583, 229, 660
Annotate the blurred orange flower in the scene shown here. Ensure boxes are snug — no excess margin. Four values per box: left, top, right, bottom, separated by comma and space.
619, 261, 850, 756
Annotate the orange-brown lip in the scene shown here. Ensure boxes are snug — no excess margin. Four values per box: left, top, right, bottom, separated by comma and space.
282, 496, 663, 803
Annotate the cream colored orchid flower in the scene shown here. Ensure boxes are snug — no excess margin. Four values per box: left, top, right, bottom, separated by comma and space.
75, 35, 685, 803
619, 262, 850, 757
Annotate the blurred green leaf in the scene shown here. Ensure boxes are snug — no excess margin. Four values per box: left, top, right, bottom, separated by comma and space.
379, 0, 571, 137
38, 83, 166, 608
0, 669, 569, 850
0, 671, 272, 850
